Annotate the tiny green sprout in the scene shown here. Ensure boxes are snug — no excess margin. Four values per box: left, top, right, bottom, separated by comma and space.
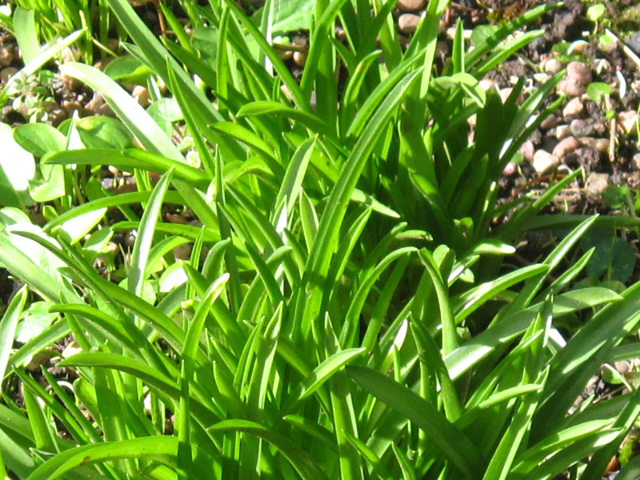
587, 82, 613, 103
587, 3, 606, 34
587, 3, 606, 23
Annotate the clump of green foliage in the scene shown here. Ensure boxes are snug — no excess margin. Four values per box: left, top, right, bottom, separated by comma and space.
1, 0, 640, 479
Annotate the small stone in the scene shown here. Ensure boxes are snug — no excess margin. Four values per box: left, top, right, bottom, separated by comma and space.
60, 47, 77, 64
540, 114, 559, 130
132, 85, 150, 108
567, 61, 592, 85
532, 149, 559, 174
634, 153, 640, 170
570, 40, 589, 55
544, 58, 563, 74
552, 136, 580, 158
503, 161, 517, 176
618, 110, 638, 136
519, 140, 535, 162
499, 87, 514, 103
580, 137, 609, 153
478, 78, 497, 92
62, 99, 84, 117
47, 106, 67, 126
0, 45, 14, 67
584, 172, 610, 196
174, 243, 192, 261
107, 38, 120, 52
279, 49, 293, 61
563, 97, 584, 118
569, 118, 593, 137
615, 361, 632, 375
293, 50, 307, 67
62, 340, 83, 359
398, 13, 421, 35
0, 66, 17, 84
60, 73, 81, 92
398, 0, 425, 12
84, 92, 114, 116
555, 124, 571, 140
559, 78, 587, 97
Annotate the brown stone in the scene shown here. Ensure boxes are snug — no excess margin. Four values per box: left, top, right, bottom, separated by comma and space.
398, 0, 426, 12
398, 13, 421, 35
552, 136, 580, 158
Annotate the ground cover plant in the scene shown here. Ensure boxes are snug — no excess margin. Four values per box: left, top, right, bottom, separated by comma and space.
2, 0, 640, 478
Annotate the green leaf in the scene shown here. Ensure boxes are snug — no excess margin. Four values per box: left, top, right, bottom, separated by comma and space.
0, 123, 35, 208
26, 436, 180, 480
13, 7, 39, 64
347, 365, 483, 479
208, 420, 331, 480
0, 286, 27, 384
14, 123, 66, 157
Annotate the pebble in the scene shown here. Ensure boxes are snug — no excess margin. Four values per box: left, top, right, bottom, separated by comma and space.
84, 91, 114, 116
559, 78, 587, 97
60, 73, 81, 92
543, 58, 563, 74
562, 97, 585, 118
552, 136, 580, 158
398, 13, 421, 35
61, 340, 83, 359
62, 99, 84, 117
567, 61, 592, 85
579, 137, 609, 153
44, 101, 67, 126
555, 124, 572, 140
540, 114, 559, 130
532, 149, 559, 174
558, 61, 592, 97
584, 172, 610, 196
279, 49, 293, 61
398, 0, 425, 12
499, 87, 514, 103
618, 110, 638, 136
503, 161, 518, 176
174, 243, 192, 261
293, 50, 307, 67
0, 66, 17, 84
633, 153, 640, 170
132, 85, 150, 108
478, 78, 497, 92
569, 118, 593, 137
519, 140, 535, 162
0, 45, 14, 67
107, 38, 120, 52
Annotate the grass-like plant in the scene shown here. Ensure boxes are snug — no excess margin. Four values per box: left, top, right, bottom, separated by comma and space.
2, 0, 640, 478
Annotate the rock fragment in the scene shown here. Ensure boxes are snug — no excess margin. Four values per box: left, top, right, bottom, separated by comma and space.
569, 119, 593, 138
543, 57, 563, 74
558, 61, 592, 97
398, 13, 421, 34
532, 149, 559, 174
562, 97, 584, 117
398, 0, 425, 12
584, 173, 610, 196
0, 66, 17, 84
618, 110, 638, 136
579, 137, 609, 153
552, 136, 580, 158
555, 124, 571, 140
0, 45, 14, 67
540, 114, 559, 130
519, 140, 535, 163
